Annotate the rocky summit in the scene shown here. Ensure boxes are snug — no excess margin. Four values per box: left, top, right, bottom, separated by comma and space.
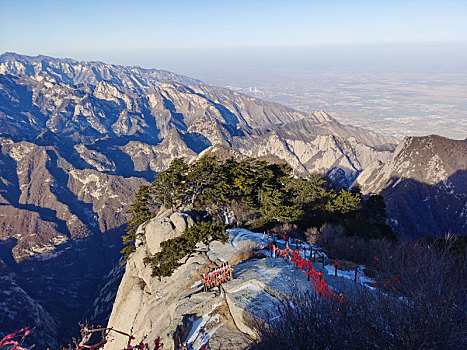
357, 135, 466, 238
104, 213, 360, 350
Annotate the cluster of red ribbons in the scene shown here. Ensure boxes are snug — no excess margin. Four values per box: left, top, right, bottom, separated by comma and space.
202, 263, 233, 291
383, 275, 401, 288
272, 244, 344, 303
0, 328, 30, 350
72, 324, 163, 350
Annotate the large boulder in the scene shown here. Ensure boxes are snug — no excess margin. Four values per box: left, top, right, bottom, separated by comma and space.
106, 228, 357, 350
144, 212, 195, 255
170, 212, 194, 232
144, 218, 176, 255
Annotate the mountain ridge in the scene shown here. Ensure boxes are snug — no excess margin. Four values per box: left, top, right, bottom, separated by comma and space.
357, 135, 466, 237
0, 52, 399, 345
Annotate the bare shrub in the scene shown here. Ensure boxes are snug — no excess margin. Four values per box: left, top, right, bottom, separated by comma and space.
369, 240, 467, 348
304, 226, 319, 245
231, 242, 265, 266
230, 200, 258, 226
249, 279, 466, 350
322, 233, 466, 311
270, 223, 301, 237
315, 223, 345, 246
319, 234, 386, 264
250, 233, 467, 350
249, 288, 398, 350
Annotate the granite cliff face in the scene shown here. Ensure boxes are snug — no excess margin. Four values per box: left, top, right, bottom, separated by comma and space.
104, 215, 357, 350
0, 52, 398, 345
357, 135, 467, 237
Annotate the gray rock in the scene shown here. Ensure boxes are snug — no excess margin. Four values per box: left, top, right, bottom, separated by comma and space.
144, 217, 178, 255
106, 227, 358, 350
185, 213, 195, 228
206, 325, 251, 350
170, 212, 189, 232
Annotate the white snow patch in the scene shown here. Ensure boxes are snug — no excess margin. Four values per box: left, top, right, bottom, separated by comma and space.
230, 283, 262, 294
256, 268, 272, 276
228, 228, 265, 249
190, 281, 202, 289
211, 300, 223, 312
183, 314, 222, 350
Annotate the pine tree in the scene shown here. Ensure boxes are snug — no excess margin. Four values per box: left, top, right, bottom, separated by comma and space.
365, 194, 388, 224
187, 155, 219, 206
152, 158, 189, 211
121, 185, 154, 261
326, 189, 361, 215
145, 221, 227, 278
286, 174, 327, 211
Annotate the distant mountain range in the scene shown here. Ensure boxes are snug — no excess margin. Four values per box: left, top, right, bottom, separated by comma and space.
0, 52, 464, 346
0, 52, 398, 261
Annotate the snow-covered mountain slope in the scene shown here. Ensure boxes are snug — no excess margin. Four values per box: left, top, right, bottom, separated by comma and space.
356, 135, 467, 237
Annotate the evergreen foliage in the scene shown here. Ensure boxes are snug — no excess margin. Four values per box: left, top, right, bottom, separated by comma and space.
121, 185, 154, 262
144, 221, 227, 278
123, 156, 396, 268
151, 158, 188, 210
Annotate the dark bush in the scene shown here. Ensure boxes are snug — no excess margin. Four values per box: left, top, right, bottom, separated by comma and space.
317, 232, 389, 266
250, 282, 466, 350
251, 234, 467, 350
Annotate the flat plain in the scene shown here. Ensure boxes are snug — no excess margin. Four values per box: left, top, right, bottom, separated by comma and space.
210, 69, 467, 140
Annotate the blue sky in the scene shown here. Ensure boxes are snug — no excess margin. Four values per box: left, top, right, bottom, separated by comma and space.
1, 0, 466, 57
0, 0, 466, 78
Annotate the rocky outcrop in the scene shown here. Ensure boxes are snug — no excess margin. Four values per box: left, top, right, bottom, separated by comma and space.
142, 213, 195, 256
356, 135, 467, 237
105, 223, 356, 350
